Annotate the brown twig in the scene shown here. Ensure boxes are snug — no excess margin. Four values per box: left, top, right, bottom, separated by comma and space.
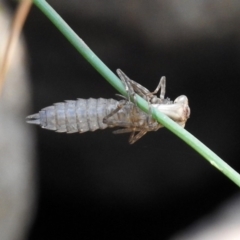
0, 0, 32, 95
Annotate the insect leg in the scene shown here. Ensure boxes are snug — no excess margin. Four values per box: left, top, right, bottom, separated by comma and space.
117, 69, 154, 104
116, 69, 159, 130
125, 75, 166, 102
113, 128, 134, 134
113, 128, 146, 134
104, 114, 136, 128
103, 100, 140, 130
149, 76, 166, 100
144, 77, 166, 127
129, 130, 147, 144
102, 100, 127, 124
128, 79, 151, 100
116, 69, 137, 104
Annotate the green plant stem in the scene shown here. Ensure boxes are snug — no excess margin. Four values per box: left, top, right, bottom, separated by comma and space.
33, 0, 240, 187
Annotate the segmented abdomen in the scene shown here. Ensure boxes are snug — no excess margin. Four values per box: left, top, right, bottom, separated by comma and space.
27, 98, 122, 133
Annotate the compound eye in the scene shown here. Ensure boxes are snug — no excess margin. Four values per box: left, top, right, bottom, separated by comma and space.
174, 95, 188, 104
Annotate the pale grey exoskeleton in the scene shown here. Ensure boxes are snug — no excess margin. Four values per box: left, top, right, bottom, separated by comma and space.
26, 69, 190, 144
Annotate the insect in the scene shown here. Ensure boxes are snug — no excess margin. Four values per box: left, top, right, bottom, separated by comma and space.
26, 69, 190, 144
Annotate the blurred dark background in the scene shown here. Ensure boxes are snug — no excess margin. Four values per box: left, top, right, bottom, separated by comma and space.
4, 0, 240, 239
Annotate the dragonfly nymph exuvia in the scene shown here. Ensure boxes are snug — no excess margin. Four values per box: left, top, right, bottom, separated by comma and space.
26, 69, 190, 144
